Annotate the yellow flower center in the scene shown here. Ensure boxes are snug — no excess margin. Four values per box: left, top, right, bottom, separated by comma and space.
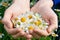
28, 26, 34, 30
28, 15, 32, 19
34, 20, 41, 26
21, 17, 26, 22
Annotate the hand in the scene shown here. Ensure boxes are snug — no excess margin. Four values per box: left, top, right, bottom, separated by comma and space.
2, 0, 32, 40
30, 0, 58, 38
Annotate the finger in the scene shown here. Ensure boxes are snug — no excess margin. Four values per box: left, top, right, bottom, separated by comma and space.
47, 15, 58, 33
4, 25, 20, 35
2, 10, 13, 28
29, 30, 40, 38
34, 29, 50, 36
24, 34, 32, 39
12, 31, 32, 39
32, 32, 40, 38
12, 31, 25, 38
47, 24, 58, 33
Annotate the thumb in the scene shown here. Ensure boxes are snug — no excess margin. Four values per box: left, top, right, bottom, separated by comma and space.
47, 16, 58, 33
2, 19, 13, 29
2, 10, 13, 29
47, 24, 56, 33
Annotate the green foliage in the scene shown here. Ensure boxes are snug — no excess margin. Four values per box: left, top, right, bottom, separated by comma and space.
0, 0, 60, 40
54, 9, 60, 22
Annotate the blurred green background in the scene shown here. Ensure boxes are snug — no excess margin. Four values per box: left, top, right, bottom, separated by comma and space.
0, 0, 60, 40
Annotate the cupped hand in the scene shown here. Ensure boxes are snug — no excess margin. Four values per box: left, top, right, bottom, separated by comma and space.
30, 0, 58, 38
2, 0, 32, 40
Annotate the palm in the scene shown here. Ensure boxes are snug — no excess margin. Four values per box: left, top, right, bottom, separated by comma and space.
6, 3, 29, 19
2, 2, 32, 40
30, 0, 58, 37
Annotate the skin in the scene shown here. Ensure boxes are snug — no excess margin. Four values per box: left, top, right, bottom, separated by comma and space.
2, 0, 58, 40
2, 0, 32, 40
30, 0, 58, 38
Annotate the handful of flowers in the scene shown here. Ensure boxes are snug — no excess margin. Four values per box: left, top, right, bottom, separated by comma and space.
12, 11, 58, 37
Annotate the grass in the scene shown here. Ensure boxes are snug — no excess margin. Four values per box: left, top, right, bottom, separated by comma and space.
0, 0, 60, 40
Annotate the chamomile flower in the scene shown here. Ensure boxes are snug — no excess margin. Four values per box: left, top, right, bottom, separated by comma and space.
51, 32, 58, 37
12, 11, 58, 36
0, 33, 4, 38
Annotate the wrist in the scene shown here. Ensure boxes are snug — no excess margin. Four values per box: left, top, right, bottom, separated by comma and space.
31, 0, 53, 12
13, 0, 30, 4
13, 0, 24, 2
13, 0, 30, 10
13, 0, 30, 12
31, 4, 51, 14
38, 0, 53, 8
